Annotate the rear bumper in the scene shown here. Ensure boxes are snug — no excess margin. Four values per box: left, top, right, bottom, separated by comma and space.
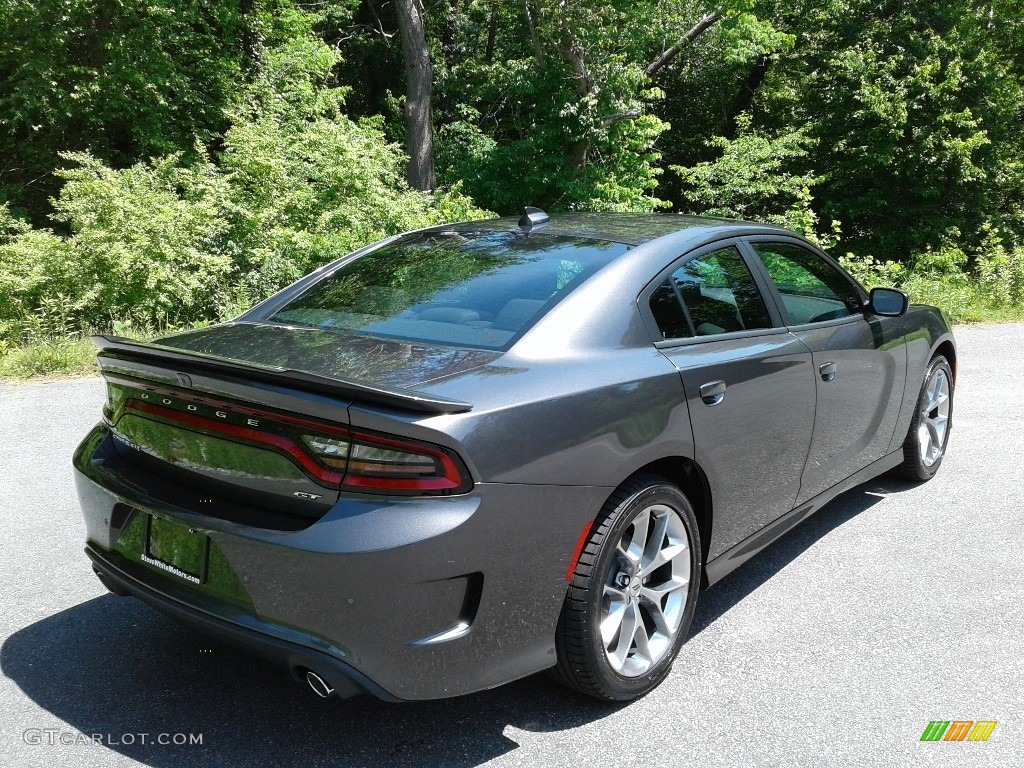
74, 424, 608, 701
86, 546, 394, 700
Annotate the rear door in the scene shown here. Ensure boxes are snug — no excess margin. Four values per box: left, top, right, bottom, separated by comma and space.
742, 238, 907, 504
643, 241, 817, 560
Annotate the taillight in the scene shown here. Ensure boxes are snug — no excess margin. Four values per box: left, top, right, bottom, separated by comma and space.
302, 429, 470, 494
108, 384, 472, 496
349, 444, 437, 477
301, 435, 349, 469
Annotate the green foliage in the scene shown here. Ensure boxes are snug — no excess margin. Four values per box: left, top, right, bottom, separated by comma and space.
0, 0, 252, 222
754, 0, 1024, 260
971, 226, 1024, 308
52, 153, 236, 328
3, 0, 1024, 380
0, 17, 489, 355
223, 109, 488, 295
838, 242, 1024, 325
0, 335, 97, 380
218, 26, 489, 292
427, 1, 785, 213
899, 271, 991, 325
434, 43, 666, 210
1, 204, 77, 341
836, 253, 905, 291
671, 115, 838, 247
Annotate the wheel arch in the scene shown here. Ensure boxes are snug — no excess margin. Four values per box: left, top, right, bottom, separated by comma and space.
934, 338, 957, 382
616, 456, 714, 589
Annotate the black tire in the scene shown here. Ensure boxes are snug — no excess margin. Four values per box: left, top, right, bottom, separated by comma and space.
550, 475, 701, 701
893, 354, 954, 481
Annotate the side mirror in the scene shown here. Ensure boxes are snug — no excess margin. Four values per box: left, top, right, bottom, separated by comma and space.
868, 287, 909, 317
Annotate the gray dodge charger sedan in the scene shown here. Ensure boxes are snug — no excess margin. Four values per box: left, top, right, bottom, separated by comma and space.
73, 210, 956, 702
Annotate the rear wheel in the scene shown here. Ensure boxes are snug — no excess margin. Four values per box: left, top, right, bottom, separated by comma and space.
894, 355, 954, 481
551, 475, 701, 701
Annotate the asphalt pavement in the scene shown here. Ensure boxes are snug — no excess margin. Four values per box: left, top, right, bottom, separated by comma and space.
1, 323, 1021, 767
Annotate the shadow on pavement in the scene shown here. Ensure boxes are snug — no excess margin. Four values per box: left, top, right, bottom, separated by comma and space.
2, 478, 913, 768
2, 596, 620, 768
690, 479, 912, 636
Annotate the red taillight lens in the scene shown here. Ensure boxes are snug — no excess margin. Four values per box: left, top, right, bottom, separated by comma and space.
346, 432, 468, 493
302, 430, 469, 493
113, 388, 471, 496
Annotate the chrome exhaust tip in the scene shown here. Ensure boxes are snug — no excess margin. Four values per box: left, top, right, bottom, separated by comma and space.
305, 669, 335, 699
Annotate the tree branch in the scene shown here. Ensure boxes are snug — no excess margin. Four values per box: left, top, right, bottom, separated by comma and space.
524, 0, 546, 71
555, 24, 592, 96
601, 110, 641, 126
644, 10, 724, 77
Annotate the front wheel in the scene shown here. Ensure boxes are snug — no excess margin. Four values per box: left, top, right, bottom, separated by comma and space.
894, 354, 954, 481
551, 475, 701, 701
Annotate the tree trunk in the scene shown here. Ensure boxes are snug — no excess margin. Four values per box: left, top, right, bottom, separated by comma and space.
553, 23, 594, 167
524, 1, 546, 70
394, 0, 436, 191
726, 54, 773, 137
485, 2, 498, 63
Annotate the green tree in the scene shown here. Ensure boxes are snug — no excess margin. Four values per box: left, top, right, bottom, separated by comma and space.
752, 0, 1024, 259
0, 0, 257, 222
427, 1, 788, 213
0, 12, 488, 343
672, 114, 837, 247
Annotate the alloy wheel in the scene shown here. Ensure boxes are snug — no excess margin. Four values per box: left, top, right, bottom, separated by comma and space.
601, 503, 692, 677
917, 367, 951, 467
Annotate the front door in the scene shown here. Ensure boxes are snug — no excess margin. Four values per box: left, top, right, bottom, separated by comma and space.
744, 239, 907, 504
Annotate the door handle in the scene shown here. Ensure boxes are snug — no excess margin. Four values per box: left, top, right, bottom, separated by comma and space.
819, 362, 836, 382
699, 380, 726, 406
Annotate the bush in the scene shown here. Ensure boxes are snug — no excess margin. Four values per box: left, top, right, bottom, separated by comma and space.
0, 28, 490, 357
53, 152, 236, 329
222, 113, 489, 298
671, 114, 839, 248
973, 227, 1024, 307
837, 253, 905, 289
839, 244, 1024, 324
0, 336, 97, 380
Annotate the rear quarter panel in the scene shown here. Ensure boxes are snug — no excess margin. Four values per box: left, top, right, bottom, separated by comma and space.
357, 346, 695, 487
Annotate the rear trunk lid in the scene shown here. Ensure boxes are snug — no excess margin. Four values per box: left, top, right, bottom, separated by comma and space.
92, 323, 482, 523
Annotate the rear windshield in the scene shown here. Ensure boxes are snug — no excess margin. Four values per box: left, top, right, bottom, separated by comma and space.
268, 231, 628, 349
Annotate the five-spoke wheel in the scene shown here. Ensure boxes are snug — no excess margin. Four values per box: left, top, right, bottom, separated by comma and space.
601, 503, 691, 677
552, 476, 700, 701
917, 364, 951, 467
896, 354, 954, 481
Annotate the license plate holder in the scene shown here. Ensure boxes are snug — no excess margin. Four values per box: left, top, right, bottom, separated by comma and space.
143, 515, 209, 584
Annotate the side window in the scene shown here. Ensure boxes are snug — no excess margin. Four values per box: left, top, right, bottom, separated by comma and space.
649, 279, 691, 339
751, 242, 862, 325
669, 246, 773, 336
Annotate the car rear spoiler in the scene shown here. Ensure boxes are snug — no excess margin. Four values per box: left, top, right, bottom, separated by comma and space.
91, 336, 474, 415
